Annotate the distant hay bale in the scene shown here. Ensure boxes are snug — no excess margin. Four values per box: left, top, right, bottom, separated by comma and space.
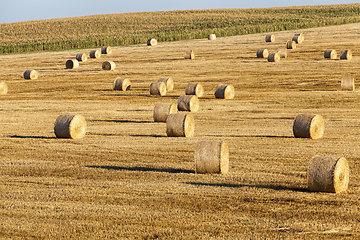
24, 70, 38, 80
292, 33, 304, 44
66, 59, 79, 69
215, 84, 235, 99
195, 140, 229, 174
153, 103, 177, 122
265, 34, 275, 42
113, 77, 131, 91
76, 53, 88, 62
157, 77, 174, 92
147, 38, 157, 46
277, 49, 288, 58
268, 53, 280, 62
308, 155, 349, 193
340, 50, 352, 60
324, 50, 337, 59
341, 77, 355, 91
101, 46, 112, 54
102, 61, 116, 70
256, 49, 269, 58
177, 95, 200, 112
185, 83, 204, 97
150, 82, 167, 96
54, 114, 86, 139
166, 113, 195, 137
89, 50, 101, 58
208, 34, 216, 40
0, 81, 8, 95
293, 114, 324, 139
185, 50, 195, 60
286, 40, 296, 49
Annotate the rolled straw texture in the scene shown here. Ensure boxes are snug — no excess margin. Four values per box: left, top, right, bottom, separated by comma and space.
214, 84, 235, 99
113, 78, 131, 91
177, 95, 200, 112
185, 83, 204, 97
195, 140, 229, 174
293, 114, 324, 139
153, 103, 177, 122
166, 113, 195, 137
54, 114, 86, 139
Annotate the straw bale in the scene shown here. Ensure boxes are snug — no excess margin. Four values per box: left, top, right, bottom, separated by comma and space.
195, 140, 229, 174
166, 113, 194, 137
177, 95, 200, 112
153, 103, 177, 122
293, 114, 324, 139
113, 78, 131, 91
54, 114, 86, 139
215, 84, 235, 99
185, 83, 204, 97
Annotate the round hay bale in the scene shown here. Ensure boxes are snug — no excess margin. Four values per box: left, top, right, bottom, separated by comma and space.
65, 59, 79, 69
268, 53, 280, 62
89, 50, 101, 58
265, 34, 275, 42
292, 33, 304, 44
102, 61, 116, 70
150, 82, 167, 96
0, 81, 8, 95
157, 77, 174, 92
340, 50, 352, 60
166, 113, 194, 137
153, 103, 177, 122
76, 53, 88, 62
101, 46, 112, 54
256, 49, 269, 58
54, 114, 86, 139
113, 78, 131, 91
185, 50, 195, 60
324, 50, 337, 59
185, 83, 204, 97
208, 34, 216, 40
308, 155, 349, 193
277, 49, 288, 58
293, 114, 324, 139
23, 70, 38, 80
177, 95, 200, 112
341, 77, 355, 91
195, 140, 229, 174
286, 40, 296, 49
215, 84, 235, 99
147, 38, 157, 46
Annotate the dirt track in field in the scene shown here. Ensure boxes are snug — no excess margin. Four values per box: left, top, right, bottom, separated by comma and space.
0, 23, 360, 239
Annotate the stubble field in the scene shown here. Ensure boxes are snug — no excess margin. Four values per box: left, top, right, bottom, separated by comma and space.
0, 22, 360, 239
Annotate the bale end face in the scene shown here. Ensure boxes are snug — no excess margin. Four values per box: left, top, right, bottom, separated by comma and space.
265, 34, 275, 42
147, 39, 157, 46
268, 53, 280, 62
54, 114, 86, 139
0, 81, 8, 95
208, 34, 216, 40
90, 50, 101, 58
153, 103, 177, 122
102, 61, 116, 70
150, 82, 167, 96
195, 141, 229, 174
101, 46, 112, 54
292, 33, 304, 44
341, 77, 355, 91
113, 78, 131, 91
324, 50, 337, 59
24, 70, 38, 80
286, 41, 296, 49
177, 95, 200, 112
308, 155, 349, 193
185, 83, 204, 97
340, 50, 352, 60
76, 53, 88, 62
215, 84, 235, 99
293, 114, 324, 139
166, 113, 195, 137
158, 77, 174, 92
66, 59, 79, 69
256, 49, 269, 58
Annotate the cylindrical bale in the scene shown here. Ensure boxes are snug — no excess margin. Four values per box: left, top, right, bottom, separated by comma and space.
185, 83, 204, 97
157, 77, 174, 92
292, 33, 304, 44
308, 155, 349, 193
113, 78, 131, 91
24, 70, 38, 80
256, 49, 269, 58
293, 114, 324, 139
265, 34, 275, 42
214, 84, 235, 99
147, 38, 157, 46
268, 53, 280, 62
277, 49, 288, 58
0, 81, 8, 95
101, 46, 112, 54
65, 59, 79, 69
208, 34, 216, 40
177, 95, 200, 112
153, 103, 177, 122
89, 50, 101, 58
341, 77, 355, 91
150, 82, 167, 96
324, 50, 337, 59
54, 114, 87, 139
286, 40, 296, 49
166, 113, 195, 137
102, 61, 116, 70
195, 140, 229, 174
76, 53, 88, 62
185, 50, 195, 60
340, 50, 352, 60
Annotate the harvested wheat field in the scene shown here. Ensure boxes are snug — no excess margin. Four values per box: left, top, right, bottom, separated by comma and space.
1, 22, 360, 239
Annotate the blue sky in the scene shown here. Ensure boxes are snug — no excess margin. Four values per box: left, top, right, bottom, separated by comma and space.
1, 0, 359, 23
